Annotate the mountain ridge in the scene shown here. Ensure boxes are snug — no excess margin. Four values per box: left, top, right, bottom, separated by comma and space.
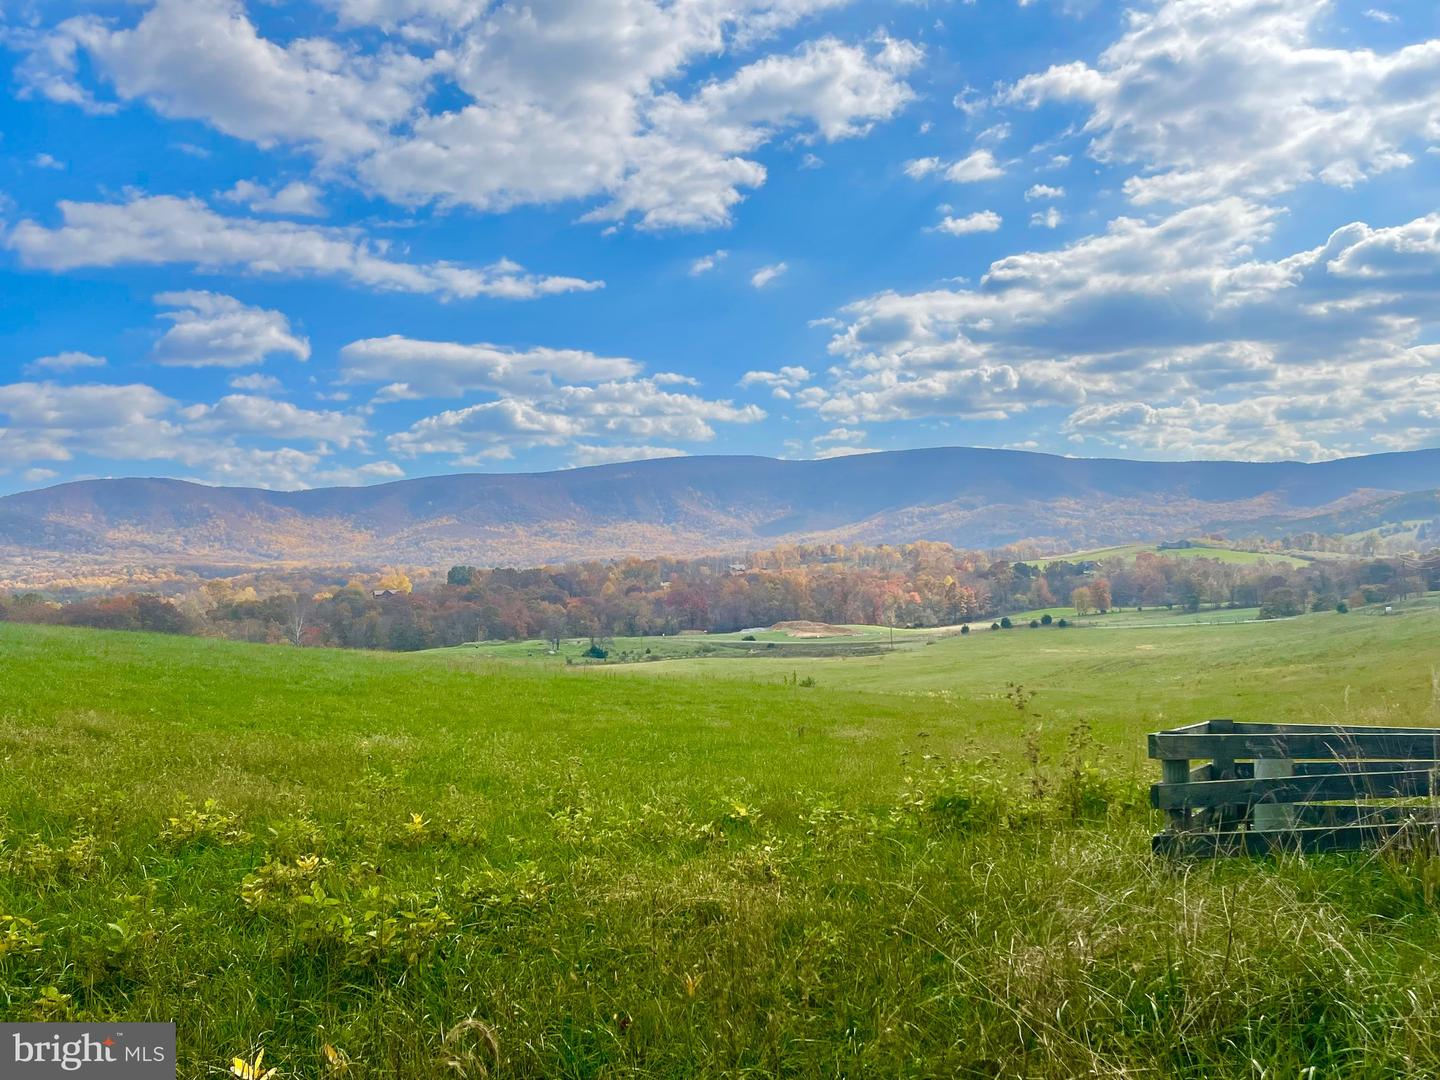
4, 446, 1440, 580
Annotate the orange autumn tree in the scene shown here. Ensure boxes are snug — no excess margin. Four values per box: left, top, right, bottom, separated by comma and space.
1090, 578, 1112, 613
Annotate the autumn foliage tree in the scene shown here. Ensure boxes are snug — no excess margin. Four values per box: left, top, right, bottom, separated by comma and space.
376, 569, 414, 594
7, 541, 1419, 653
1090, 578, 1112, 613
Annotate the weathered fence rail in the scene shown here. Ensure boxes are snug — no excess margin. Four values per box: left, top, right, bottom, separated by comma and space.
1150, 719, 1440, 857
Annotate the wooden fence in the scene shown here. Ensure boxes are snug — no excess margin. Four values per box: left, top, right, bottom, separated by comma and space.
1150, 719, 1440, 857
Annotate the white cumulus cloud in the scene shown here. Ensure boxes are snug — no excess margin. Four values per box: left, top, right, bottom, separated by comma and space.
8, 195, 602, 300
152, 291, 311, 368
22, 1, 918, 233
690, 250, 729, 276
1005, 0, 1440, 206
751, 262, 789, 288
934, 210, 1002, 235
569, 444, 688, 467
25, 351, 106, 373
218, 179, 327, 217
339, 336, 641, 397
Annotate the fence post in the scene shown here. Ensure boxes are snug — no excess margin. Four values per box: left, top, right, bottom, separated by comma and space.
1431, 734, 1440, 824
1208, 718, 1237, 827
1253, 756, 1296, 831
1161, 758, 1190, 831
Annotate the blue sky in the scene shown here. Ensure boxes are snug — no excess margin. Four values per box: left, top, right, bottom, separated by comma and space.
0, 0, 1438, 493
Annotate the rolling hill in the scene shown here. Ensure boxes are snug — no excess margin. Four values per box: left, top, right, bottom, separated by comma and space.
1212, 488, 1440, 543
3, 446, 1440, 579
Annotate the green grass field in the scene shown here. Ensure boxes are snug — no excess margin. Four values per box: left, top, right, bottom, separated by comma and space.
577, 597, 1439, 716
7, 599, 1440, 1076
438, 622, 954, 665
436, 606, 1271, 670
1008, 603, 1265, 627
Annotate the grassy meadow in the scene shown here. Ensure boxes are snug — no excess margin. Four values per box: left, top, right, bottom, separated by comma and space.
442, 622, 952, 665
437, 604, 1271, 671
5, 598, 1440, 1076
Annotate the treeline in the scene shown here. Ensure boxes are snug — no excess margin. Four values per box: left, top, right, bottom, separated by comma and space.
1, 542, 1430, 652
1236, 530, 1423, 557
0, 592, 195, 635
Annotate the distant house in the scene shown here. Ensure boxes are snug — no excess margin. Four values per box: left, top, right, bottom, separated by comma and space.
728, 563, 748, 576
1158, 540, 1195, 550
372, 589, 399, 599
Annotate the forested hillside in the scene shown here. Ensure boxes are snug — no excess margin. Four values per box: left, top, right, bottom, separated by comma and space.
6, 446, 1440, 585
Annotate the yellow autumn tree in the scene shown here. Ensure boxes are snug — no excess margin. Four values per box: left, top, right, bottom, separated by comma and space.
376, 569, 414, 594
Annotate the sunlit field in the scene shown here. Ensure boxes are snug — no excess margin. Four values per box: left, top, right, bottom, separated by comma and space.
430, 604, 1273, 672
5, 598, 1440, 1077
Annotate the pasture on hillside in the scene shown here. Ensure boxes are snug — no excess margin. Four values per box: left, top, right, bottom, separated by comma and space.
595, 602, 1426, 707
442, 622, 954, 665
436, 603, 1276, 670
4, 604, 1440, 1077
448, 596, 1439, 717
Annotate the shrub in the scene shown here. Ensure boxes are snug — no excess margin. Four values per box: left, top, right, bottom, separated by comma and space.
73, 908, 158, 988
741, 634, 756, 641
899, 762, 1013, 834
160, 798, 251, 849
0, 914, 45, 962
1051, 764, 1146, 823
960, 624, 970, 635
1057, 618, 1069, 628
1260, 587, 1305, 619
1336, 600, 1349, 613
990, 622, 1001, 631
1000, 617, 1013, 629
55, 594, 195, 635
240, 854, 329, 913
293, 884, 454, 968
585, 643, 609, 659
1029, 619, 1040, 629
461, 862, 552, 911
1, 833, 101, 884
1040, 613, 1053, 625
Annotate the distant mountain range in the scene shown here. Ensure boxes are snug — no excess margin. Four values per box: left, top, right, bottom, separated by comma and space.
4, 446, 1440, 581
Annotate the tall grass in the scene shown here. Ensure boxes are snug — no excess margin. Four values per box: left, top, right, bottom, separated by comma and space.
5, 623, 1440, 1077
